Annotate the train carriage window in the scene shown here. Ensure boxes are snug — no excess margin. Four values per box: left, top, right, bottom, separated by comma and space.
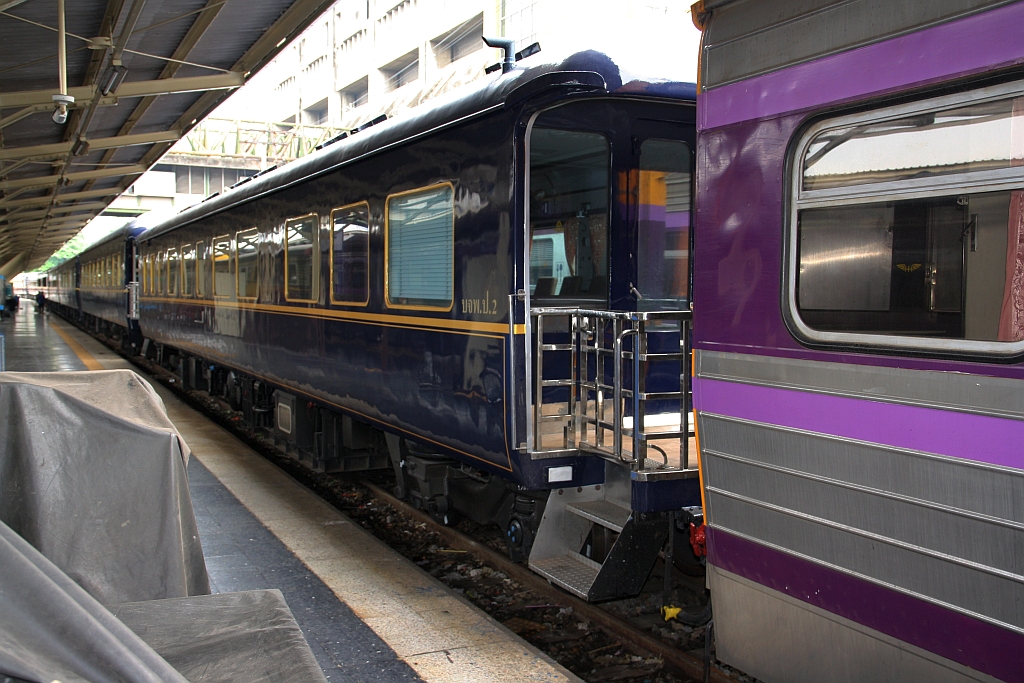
182, 244, 195, 297
284, 215, 318, 302
331, 202, 369, 305
196, 240, 206, 297
528, 127, 610, 301
636, 139, 692, 311
167, 248, 180, 296
790, 84, 1024, 354
236, 229, 259, 301
386, 184, 454, 310
142, 254, 150, 294
213, 235, 231, 298
157, 252, 167, 295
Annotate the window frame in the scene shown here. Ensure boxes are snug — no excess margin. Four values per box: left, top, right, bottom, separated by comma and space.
212, 235, 232, 299
166, 247, 180, 297
181, 243, 195, 297
283, 213, 320, 303
524, 116, 613, 305
785, 78, 1024, 357
196, 240, 206, 298
234, 228, 260, 302
330, 201, 370, 307
156, 251, 166, 295
384, 182, 455, 312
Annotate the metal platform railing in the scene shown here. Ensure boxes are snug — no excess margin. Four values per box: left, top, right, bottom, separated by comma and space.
529, 307, 693, 474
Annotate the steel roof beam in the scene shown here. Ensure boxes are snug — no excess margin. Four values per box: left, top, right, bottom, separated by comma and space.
80, 0, 233, 199
0, 130, 180, 160
0, 251, 29, 280
0, 73, 244, 108
0, 164, 147, 191
0, 203, 111, 223
0, 187, 123, 208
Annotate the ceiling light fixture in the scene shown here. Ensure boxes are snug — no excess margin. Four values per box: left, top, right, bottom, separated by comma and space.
100, 64, 128, 96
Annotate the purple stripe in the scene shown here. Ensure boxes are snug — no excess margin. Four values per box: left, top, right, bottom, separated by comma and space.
708, 528, 1024, 682
700, 2, 1024, 131
694, 377, 1024, 470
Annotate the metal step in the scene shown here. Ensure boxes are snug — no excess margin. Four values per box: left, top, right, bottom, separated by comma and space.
530, 553, 601, 599
565, 499, 631, 533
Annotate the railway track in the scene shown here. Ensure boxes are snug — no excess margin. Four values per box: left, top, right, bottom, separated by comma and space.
357, 478, 729, 683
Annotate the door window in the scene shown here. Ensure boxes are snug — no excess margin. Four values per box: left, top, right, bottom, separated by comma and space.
636, 138, 692, 311
529, 126, 610, 301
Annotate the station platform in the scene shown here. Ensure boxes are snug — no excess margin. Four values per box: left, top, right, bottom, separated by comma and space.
0, 302, 580, 683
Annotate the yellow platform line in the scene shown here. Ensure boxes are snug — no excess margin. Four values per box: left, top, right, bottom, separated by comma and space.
48, 320, 105, 371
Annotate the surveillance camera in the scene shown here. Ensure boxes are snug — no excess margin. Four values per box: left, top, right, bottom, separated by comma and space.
51, 93, 75, 126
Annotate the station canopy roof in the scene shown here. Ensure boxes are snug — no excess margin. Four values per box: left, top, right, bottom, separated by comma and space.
0, 0, 334, 275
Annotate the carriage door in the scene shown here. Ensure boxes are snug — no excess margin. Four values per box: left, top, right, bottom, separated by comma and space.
524, 108, 695, 467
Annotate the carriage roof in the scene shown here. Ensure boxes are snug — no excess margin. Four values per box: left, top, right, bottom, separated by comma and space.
138, 49, 695, 242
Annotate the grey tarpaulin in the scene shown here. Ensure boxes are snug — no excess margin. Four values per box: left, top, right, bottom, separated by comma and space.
0, 518, 190, 683
113, 591, 328, 683
0, 370, 210, 604
0, 370, 328, 683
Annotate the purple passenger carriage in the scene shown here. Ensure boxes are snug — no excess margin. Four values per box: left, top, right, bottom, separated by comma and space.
692, 1, 1024, 681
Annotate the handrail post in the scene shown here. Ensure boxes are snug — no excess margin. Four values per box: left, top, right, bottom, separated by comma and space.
682, 317, 691, 469
632, 315, 646, 472
567, 312, 578, 448
534, 312, 544, 451
613, 325, 627, 460
598, 317, 602, 450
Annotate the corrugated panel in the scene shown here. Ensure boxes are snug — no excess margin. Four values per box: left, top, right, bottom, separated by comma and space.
701, 0, 1015, 90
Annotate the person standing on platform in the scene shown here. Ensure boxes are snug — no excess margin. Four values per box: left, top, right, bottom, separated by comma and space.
35, 290, 45, 313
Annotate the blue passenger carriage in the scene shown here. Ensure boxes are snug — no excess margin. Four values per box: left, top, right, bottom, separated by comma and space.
48, 224, 145, 350
132, 49, 699, 600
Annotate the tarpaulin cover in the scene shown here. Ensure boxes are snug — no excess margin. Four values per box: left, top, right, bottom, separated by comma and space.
113, 591, 328, 683
0, 517, 190, 683
0, 370, 328, 682
0, 519, 327, 683
0, 370, 209, 604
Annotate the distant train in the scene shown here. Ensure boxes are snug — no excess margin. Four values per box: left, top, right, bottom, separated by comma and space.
692, 1, 1024, 682
47, 48, 700, 603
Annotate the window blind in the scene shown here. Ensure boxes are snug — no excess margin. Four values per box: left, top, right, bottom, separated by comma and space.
387, 186, 453, 307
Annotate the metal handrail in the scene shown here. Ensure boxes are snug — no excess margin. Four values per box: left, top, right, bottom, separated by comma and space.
528, 307, 693, 474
